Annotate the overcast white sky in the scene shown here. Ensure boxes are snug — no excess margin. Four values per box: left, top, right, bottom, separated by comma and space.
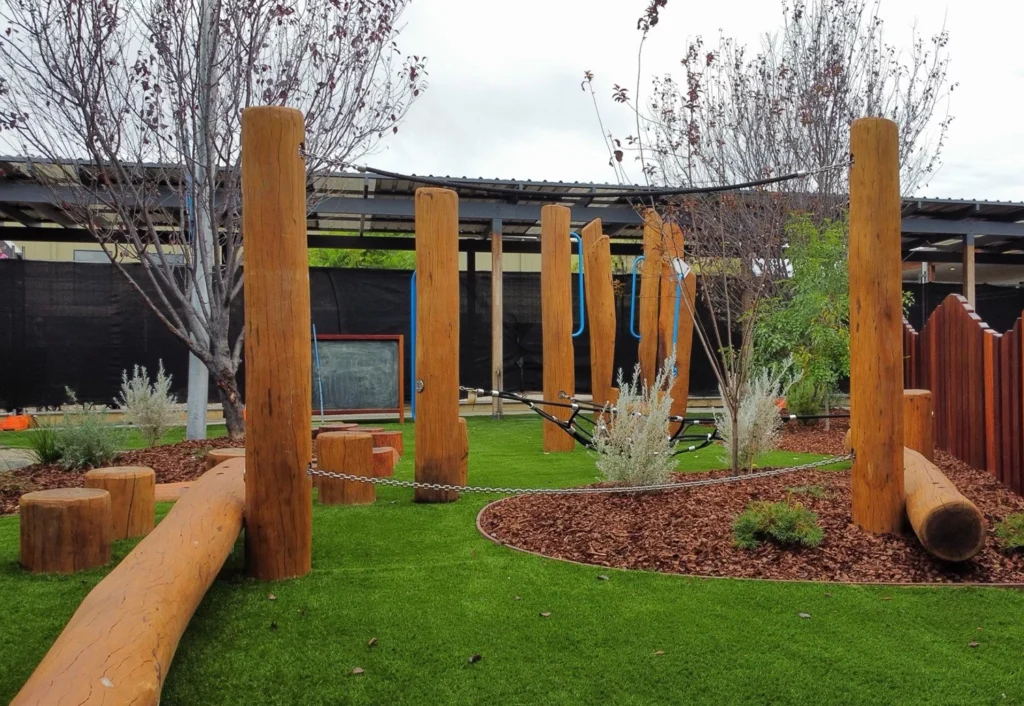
369, 0, 1023, 201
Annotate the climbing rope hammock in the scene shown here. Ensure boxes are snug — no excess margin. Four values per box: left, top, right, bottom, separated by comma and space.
459, 386, 850, 454
461, 386, 719, 455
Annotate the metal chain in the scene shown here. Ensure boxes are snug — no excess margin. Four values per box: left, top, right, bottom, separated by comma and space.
306, 453, 854, 496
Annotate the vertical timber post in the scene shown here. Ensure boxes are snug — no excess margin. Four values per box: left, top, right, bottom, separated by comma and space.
415, 188, 461, 502
581, 218, 615, 408
241, 106, 312, 580
638, 209, 664, 387
962, 234, 976, 308
541, 204, 576, 452
491, 218, 504, 419
849, 116, 904, 534
903, 390, 934, 461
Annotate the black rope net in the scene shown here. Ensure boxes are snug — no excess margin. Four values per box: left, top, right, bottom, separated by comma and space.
461, 387, 849, 455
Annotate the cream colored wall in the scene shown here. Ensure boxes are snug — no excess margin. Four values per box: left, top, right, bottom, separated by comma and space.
15, 241, 107, 261
14, 241, 186, 263
457, 252, 541, 272
21, 238, 547, 273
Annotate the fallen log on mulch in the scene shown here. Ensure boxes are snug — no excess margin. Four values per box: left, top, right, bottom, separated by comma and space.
478, 449, 1024, 584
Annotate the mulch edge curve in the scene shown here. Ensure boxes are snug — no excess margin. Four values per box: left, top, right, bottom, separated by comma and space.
475, 496, 1024, 589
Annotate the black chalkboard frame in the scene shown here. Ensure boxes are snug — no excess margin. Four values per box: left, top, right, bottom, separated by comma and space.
313, 334, 405, 423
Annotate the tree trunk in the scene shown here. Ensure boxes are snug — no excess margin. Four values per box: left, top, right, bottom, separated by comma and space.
730, 414, 740, 476
824, 394, 831, 432
213, 365, 245, 440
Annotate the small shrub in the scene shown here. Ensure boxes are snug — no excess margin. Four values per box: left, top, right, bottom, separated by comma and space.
25, 425, 62, 464
995, 513, 1024, 551
592, 359, 676, 487
716, 364, 790, 473
53, 388, 123, 470
786, 484, 827, 499
115, 361, 177, 447
732, 501, 824, 550
784, 377, 826, 419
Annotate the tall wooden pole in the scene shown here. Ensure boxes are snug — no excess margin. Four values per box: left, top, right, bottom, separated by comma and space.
638, 209, 664, 387
903, 389, 934, 461
581, 218, 615, 408
414, 188, 462, 501
241, 106, 312, 580
962, 234, 976, 307
541, 204, 576, 452
849, 116, 904, 534
491, 218, 504, 419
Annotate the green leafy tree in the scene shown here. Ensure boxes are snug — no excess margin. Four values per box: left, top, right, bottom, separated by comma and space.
309, 233, 415, 270
755, 215, 850, 416
309, 248, 415, 270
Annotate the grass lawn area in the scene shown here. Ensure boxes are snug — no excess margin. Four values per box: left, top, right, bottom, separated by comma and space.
1, 416, 1021, 704
0, 423, 230, 451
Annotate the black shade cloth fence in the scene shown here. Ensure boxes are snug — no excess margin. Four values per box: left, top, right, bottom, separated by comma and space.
3, 259, 1023, 410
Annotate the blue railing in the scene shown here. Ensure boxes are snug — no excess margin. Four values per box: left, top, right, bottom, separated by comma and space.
312, 323, 325, 420
628, 255, 645, 340
569, 231, 585, 338
410, 270, 417, 420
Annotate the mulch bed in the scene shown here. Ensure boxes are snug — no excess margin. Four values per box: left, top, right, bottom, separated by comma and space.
0, 437, 244, 515
479, 421, 1024, 584
776, 416, 851, 456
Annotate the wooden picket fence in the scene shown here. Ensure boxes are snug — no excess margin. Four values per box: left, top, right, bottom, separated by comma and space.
903, 294, 1024, 495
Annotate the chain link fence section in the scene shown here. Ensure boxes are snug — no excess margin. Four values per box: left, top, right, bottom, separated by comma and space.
306, 453, 854, 497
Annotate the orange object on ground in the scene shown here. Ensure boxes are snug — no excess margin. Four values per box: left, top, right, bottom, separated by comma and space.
1, 415, 33, 431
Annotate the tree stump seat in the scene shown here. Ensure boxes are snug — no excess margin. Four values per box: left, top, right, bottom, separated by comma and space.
205, 448, 245, 470
318, 432, 374, 505
373, 447, 396, 477
84, 466, 156, 539
20, 488, 112, 573
312, 423, 358, 439
371, 430, 404, 457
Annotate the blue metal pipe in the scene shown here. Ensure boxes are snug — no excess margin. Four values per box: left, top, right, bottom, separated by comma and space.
628, 256, 645, 340
312, 323, 325, 420
410, 270, 417, 420
569, 231, 585, 338
670, 274, 683, 375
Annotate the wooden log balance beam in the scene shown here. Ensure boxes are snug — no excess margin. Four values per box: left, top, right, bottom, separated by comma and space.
11, 460, 245, 705
904, 448, 986, 562
844, 389, 985, 561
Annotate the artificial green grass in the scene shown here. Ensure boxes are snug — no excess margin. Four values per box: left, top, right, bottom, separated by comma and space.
0, 424, 230, 450
0, 416, 1021, 704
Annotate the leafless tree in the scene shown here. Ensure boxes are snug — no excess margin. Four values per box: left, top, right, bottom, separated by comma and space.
589, 0, 953, 471
655, 192, 792, 474
641, 0, 953, 205
0, 0, 426, 438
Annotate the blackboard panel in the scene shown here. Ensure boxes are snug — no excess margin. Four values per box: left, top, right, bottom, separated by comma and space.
313, 336, 403, 417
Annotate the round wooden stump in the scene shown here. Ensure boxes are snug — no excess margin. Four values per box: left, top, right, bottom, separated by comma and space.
205, 448, 245, 470
318, 433, 374, 505
312, 423, 358, 439
20, 488, 112, 574
373, 447, 396, 477
84, 466, 156, 539
371, 430, 404, 457
351, 426, 385, 434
